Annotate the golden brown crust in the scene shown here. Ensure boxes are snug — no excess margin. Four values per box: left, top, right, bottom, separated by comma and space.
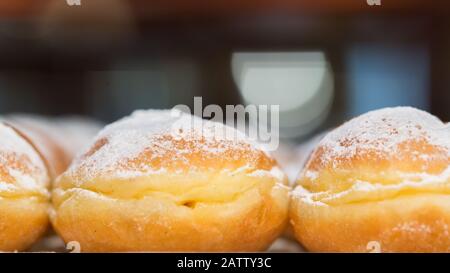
4, 117, 72, 179
0, 197, 49, 251
0, 123, 50, 251
4, 115, 102, 179
291, 194, 450, 252
52, 110, 289, 252
73, 134, 276, 179
290, 107, 450, 252
52, 178, 288, 252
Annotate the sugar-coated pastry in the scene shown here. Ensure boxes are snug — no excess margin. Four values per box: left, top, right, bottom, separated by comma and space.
4, 115, 72, 179
0, 123, 50, 251
273, 133, 328, 242
52, 109, 290, 252
5, 115, 103, 177
291, 107, 450, 252
53, 116, 103, 160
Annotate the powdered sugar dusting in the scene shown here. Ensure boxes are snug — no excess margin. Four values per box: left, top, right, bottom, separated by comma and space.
0, 123, 49, 193
248, 166, 286, 181
294, 107, 450, 205
65, 109, 277, 183
292, 186, 326, 206
315, 107, 450, 168
304, 170, 318, 181
293, 165, 450, 206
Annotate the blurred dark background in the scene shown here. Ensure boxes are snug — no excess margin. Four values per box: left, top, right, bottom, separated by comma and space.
1, 0, 450, 141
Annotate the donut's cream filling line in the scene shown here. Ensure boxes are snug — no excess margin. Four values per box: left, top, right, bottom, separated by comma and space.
53, 168, 289, 210
294, 166, 450, 206
54, 184, 260, 211
0, 175, 49, 200
0, 183, 49, 201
